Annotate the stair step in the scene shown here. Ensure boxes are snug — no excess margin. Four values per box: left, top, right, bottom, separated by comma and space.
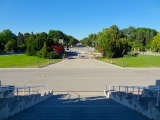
6, 93, 149, 120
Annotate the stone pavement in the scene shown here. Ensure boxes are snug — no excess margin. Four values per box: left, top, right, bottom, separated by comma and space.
45, 59, 120, 68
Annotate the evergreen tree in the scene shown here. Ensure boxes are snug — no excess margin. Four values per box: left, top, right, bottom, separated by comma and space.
41, 42, 48, 58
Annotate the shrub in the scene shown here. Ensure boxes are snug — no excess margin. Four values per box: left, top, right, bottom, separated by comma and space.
36, 51, 42, 58
47, 51, 60, 59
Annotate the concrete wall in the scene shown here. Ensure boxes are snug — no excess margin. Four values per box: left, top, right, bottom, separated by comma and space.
0, 90, 14, 98
156, 80, 160, 86
142, 89, 158, 98
108, 91, 160, 120
0, 90, 53, 120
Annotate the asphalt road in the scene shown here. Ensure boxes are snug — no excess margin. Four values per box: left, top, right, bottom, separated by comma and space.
0, 47, 160, 91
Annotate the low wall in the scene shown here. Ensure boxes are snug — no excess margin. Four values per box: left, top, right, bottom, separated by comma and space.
0, 90, 53, 120
108, 91, 160, 120
142, 89, 158, 98
0, 91, 14, 98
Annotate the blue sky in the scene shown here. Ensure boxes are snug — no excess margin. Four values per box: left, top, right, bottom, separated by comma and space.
0, 0, 160, 40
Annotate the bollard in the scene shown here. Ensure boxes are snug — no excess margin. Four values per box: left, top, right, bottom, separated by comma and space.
0, 80, 1, 86
48, 60, 50, 65
122, 61, 124, 67
110, 60, 112, 64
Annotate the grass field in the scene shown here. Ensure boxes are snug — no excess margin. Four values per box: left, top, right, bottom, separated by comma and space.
0, 54, 62, 68
96, 54, 160, 68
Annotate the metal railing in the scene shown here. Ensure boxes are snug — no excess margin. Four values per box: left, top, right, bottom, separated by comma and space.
106, 85, 160, 106
0, 85, 52, 100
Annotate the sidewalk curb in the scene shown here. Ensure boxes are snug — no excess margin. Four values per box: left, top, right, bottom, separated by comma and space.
93, 59, 123, 68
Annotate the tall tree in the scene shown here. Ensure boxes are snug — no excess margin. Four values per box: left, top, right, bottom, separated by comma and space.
48, 30, 65, 44
122, 26, 136, 42
135, 27, 157, 50
26, 35, 36, 56
68, 36, 78, 46
88, 34, 97, 46
34, 33, 45, 51
0, 33, 4, 52
5, 40, 16, 52
23, 32, 30, 41
96, 25, 130, 58
41, 42, 48, 58
0, 29, 16, 52
17, 32, 24, 47
151, 33, 160, 52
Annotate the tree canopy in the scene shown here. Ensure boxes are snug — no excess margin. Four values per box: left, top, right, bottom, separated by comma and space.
151, 33, 160, 52
80, 25, 158, 58
0, 29, 78, 59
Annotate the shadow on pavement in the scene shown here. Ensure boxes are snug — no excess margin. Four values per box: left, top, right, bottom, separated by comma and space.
7, 93, 149, 120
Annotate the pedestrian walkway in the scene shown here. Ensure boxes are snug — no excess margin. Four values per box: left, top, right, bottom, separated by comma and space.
46, 59, 120, 68
141, 51, 160, 56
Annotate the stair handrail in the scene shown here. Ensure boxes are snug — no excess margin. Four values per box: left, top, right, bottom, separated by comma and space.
0, 85, 52, 100
106, 85, 145, 92
106, 85, 160, 106
106, 85, 145, 100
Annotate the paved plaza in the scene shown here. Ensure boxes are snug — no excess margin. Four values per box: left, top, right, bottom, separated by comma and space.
0, 58, 160, 91
1, 47, 160, 91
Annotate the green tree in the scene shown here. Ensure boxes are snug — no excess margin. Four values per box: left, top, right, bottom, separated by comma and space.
17, 32, 24, 47
122, 26, 136, 42
87, 34, 97, 46
26, 35, 36, 56
39, 32, 54, 47
151, 33, 160, 52
34, 33, 45, 51
41, 42, 48, 58
134, 28, 157, 50
0, 33, 4, 52
23, 32, 30, 41
2, 29, 16, 42
97, 25, 130, 58
48, 30, 65, 44
80, 37, 92, 46
5, 40, 16, 52
0, 29, 16, 52
68, 36, 78, 46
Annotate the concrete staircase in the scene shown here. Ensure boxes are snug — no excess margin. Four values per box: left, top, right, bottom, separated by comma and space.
7, 92, 149, 120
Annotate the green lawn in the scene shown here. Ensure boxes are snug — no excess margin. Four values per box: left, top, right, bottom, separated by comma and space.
96, 54, 160, 67
0, 54, 62, 68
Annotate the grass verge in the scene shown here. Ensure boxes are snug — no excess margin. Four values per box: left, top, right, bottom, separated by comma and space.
96, 54, 160, 68
0, 54, 62, 68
